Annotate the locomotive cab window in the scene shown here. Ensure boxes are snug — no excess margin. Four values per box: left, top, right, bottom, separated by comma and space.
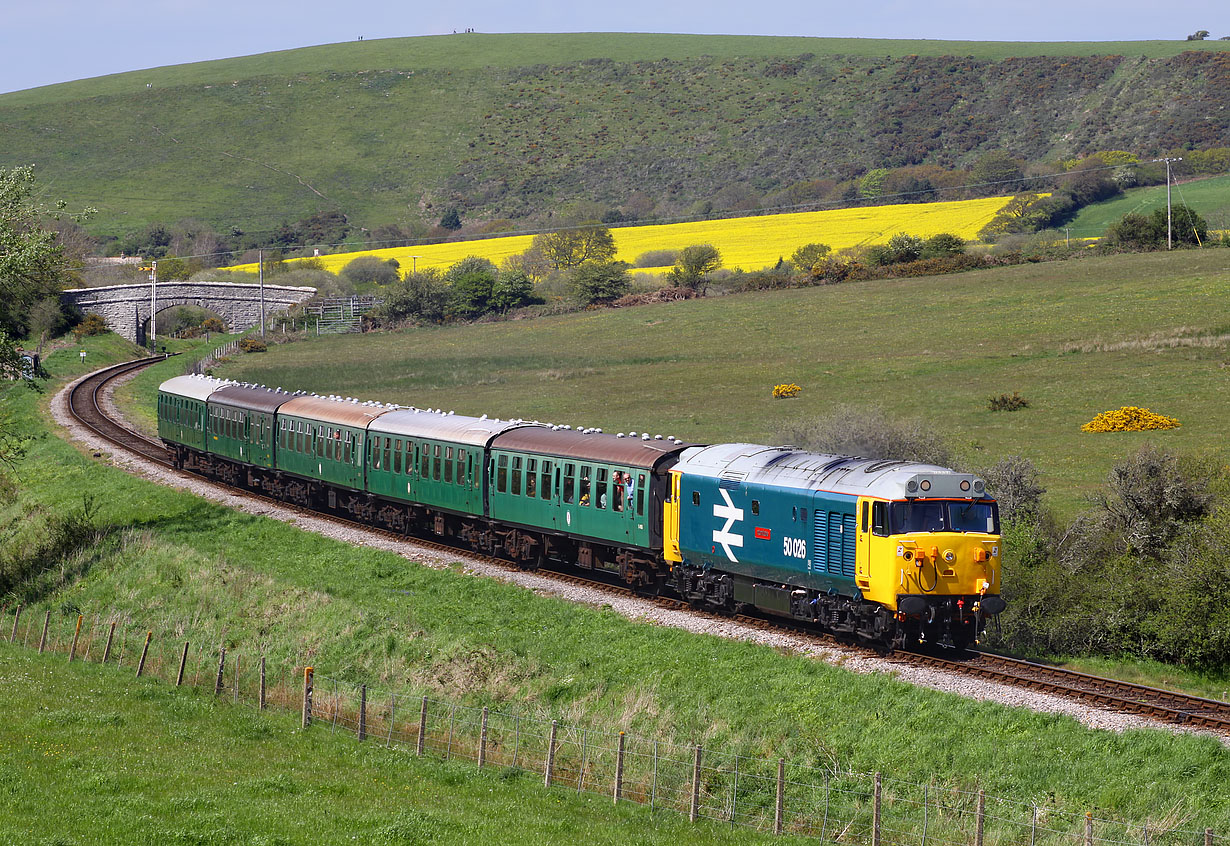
871, 502, 888, 536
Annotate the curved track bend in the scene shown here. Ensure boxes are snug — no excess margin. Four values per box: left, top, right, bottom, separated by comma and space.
71, 357, 1230, 737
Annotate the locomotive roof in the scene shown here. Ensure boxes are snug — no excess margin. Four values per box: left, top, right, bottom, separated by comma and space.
209, 383, 295, 414
277, 395, 398, 428
158, 374, 232, 402
492, 427, 694, 469
369, 408, 538, 446
675, 443, 989, 500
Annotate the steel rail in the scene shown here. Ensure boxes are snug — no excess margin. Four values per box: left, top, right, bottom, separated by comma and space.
73, 358, 1230, 736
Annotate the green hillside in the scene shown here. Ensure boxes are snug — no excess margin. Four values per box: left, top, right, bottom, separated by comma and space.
2, 33, 1228, 241
210, 249, 1230, 517
1067, 173, 1230, 236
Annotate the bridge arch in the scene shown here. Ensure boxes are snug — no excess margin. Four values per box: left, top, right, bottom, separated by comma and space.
60, 281, 317, 344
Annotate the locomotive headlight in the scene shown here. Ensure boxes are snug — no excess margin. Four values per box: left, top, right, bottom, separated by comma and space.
959, 480, 971, 492
906, 480, 918, 493
973, 480, 985, 494
943, 549, 955, 563
920, 479, 931, 492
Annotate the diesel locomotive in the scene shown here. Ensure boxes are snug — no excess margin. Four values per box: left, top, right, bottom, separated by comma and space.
158, 374, 1005, 648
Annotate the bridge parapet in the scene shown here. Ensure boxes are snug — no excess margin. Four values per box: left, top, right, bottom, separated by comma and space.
60, 281, 317, 343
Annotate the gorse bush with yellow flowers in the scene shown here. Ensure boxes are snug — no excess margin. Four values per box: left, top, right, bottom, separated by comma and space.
1081, 406, 1181, 432
772, 383, 801, 399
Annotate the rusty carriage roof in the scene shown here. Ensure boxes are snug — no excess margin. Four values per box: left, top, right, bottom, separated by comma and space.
491, 427, 697, 470
276, 395, 398, 429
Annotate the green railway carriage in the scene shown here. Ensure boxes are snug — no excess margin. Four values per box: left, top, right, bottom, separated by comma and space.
366, 409, 531, 518
275, 396, 392, 491
487, 428, 691, 565
205, 384, 290, 469
157, 374, 230, 455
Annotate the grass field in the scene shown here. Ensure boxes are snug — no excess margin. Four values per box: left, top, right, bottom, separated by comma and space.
0, 648, 768, 845
213, 249, 1230, 517
3, 313, 1230, 834
1067, 174, 1230, 238
227, 195, 1016, 276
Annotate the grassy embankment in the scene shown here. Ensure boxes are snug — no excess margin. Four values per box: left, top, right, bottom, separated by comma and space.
0, 648, 774, 845
2, 316, 1230, 831
207, 249, 1230, 518
1067, 173, 1230, 238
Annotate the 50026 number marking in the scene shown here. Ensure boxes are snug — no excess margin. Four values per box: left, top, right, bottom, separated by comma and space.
783, 537, 807, 559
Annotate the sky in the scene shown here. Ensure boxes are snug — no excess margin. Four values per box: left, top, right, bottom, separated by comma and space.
1, 0, 1226, 95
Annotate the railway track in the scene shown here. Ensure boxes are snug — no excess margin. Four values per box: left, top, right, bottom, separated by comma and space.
70, 356, 1230, 738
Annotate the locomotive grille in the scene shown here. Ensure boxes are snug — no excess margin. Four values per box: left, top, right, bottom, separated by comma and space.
813, 510, 856, 578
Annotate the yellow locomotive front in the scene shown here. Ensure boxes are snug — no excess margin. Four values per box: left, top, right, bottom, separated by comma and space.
857, 473, 1005, 648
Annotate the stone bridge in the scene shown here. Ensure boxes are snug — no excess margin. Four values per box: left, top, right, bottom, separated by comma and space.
60, 281, 317, 344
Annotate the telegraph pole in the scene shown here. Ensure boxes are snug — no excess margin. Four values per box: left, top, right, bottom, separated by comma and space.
1152, 157, 1183, 250
259, 248, 266, 338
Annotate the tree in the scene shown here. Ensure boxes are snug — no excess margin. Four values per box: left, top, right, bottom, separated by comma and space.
439, 208, 463, 231
866, 232, 923, 266
970, 150, 1024, 194
445, 256, 499, 319
1, 166, 89, 337
570, 262, 630, 305
1153, 204, 1208, 246
532, 225, 616, 270
1187, 30, 1209, 40
490, 269, 538, 312
790, 243, 832, 274
668, 244, 722, 291
919, 233, 965, 259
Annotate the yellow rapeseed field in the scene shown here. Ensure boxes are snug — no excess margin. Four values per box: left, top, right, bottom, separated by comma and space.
228, 196, 1016, 276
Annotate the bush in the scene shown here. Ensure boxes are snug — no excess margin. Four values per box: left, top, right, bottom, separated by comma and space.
238, 338, 267, 353
570, 261, 631, 305
977, 455, 1045, 527
865, 232, 924, 266
72, 313, 109, 339
633, 249, 678, 268
774, 405, 955, 467
987, 391, 1029, 412
341, 255, 401, 286
666, 244, 723, 291
790, 243, 832, 274
371, 270, 449, 325
920, 233, 965, 259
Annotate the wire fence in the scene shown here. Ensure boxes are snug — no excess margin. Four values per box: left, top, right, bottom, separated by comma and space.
4, 603, 1226, 846
186, 337, 242, 374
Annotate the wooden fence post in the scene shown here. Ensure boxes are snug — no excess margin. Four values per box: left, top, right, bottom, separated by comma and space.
301, 667, 313, 728
416, 696, 428, 755
873, 772, 882, 846
234, 655, 241, 703
358, 684, 367, 741
1205, 829, 1213, 846
135, 631, 152, 677
101, 622, 115, 663
774, 758, 785, 836
689, 745, 702, 823
259, 657, 266, 710
176, 641, 190, 686
478, 707, 488, 768
37, 610, 50, 654
68, 614, 83, 662
613, 732, 625, 803
544, 720, 558, 787
386, 693, 395, 747
1084, 812, 1092, 846
8, 605, 20, 643
977, 790, 986, 846
214, 647, 226, 695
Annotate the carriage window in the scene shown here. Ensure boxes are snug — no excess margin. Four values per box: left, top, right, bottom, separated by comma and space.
510, 456, 522, 495
444, 447, 454, 483
637, 474, 646, 516
431, 444, 440, 480
579, 466, 592, 506
563, 463, 575, 504
541, 460, 553, 499
469, 453, 476, 488
421, 444, 430, 478
496, 454, 508, 493
393, 439, 402, 474
612, 470, 624, 512
373, 436, 382, 469
595, 467, 608, 509
383, 437, 391, 470
456, 450, 465, 486
525, 459, 537, 498
345, 434, 352, 464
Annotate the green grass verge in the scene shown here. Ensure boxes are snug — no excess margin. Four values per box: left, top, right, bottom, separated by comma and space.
3, 332, 1230, 834
1068, 174, 1230, 238
0, 647, 768, 845
214, 249, 1230, 517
